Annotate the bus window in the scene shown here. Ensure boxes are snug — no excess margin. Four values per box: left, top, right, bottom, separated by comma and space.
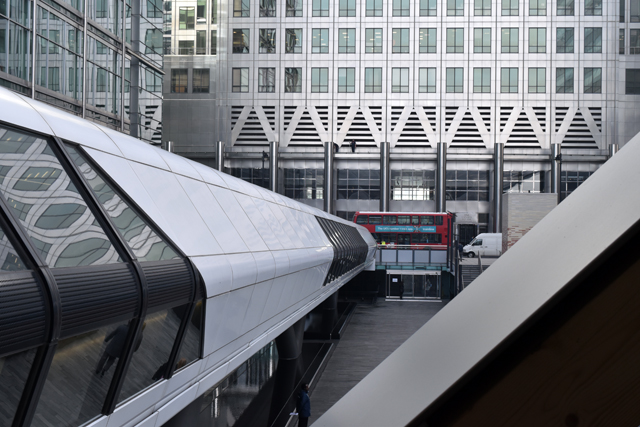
383, 215, 397, 225
398, 215, 410, 225
398, 234, 410, 245
371, 233, 379, 242
386, 233, 397, 244
411, 216, 419, 225
369, 215, 382, 225
411, 233, 442, 244
356, 215, 368, 224
435, 216, 443, 225
421, 216, 434, 225
411, 234, 426, 244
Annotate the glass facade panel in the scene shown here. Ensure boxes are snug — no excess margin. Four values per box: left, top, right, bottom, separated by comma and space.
446, 67, 463, 93
364, 67, 382, 92
337, 169, 380, 200
0, 126, 120, 267
447, 0, 463, 15
259, 28, 276, 54
233, 29, 250, 53
585, 0, 602, 15
501, 0, 518, 15
447, 28, 464, 53
530, 0, 546, 15
233, 0, 250, 16
312, 28, 329, 53
339, 0, 356, 16
176, 299, 203, 369
367, 0, 383, 16
584, 67, 601, 93
65, 144, 180, 261
286, 0, 303, 16
557, 0, 574, 15
529, 28, 546, 53
192, 68, 209, 93
503, 171, 545, 193
259, 0, 276, 16
230, 167, 269, 188
501, 28, 518, 53
625, 68, 640, 93
420, 0, 436, 15
285, 29, 302, 53
311, 67, 328, 92
631, 29, 640, 54
258, 67, 275, 92
338, 67, 355, 93
284, 169, 324, 199
312, 0, 329, 16
338, 28, 355, 53
501, 67, 518, 93
171, 68, 187, 93
557, 27, 574, 53
556, 67, 574, 93
284, 67, 302, 92
584, 27, 602, 53
392, 28, 409, 53
118, 304, 189, 403
473, 67, 490, 93
32, 320, 130, 427
232, 67, 249, 92
528, 67, 546, 93
0, 348, 37, 426
445, 170, 489, 201
474, 28, 490, 53
475, 0, 491, 15
391, 170, 435, 200
393, 0, 410, 16
391, 67, 409, 92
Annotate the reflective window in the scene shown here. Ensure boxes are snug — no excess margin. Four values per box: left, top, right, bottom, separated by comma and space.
473, 68, 491, 93
193, 69, 210, 93
0, 126, 120, 267
445, 170, 490, 201
391, 68, 409, 93
233, 0, 249, 16
556, 67, 574, 93
502, 0, 518, 15
0, 348, 37, 426
446, 67, 463, 93
258, 67, 275, 92
338, 68, 355, 93
530, 0, 546, 15
501, 67, 518, 93
419, 68, 436, 93
392, 28, 409, 53
0, 227, 27, 270
584, 67, 602, 93
312, 28, 329, 53
626, 68, 640, 94
356, 215, 368, 224
585, 0, 601, 14
369, 215, 382, 224
501, 28, 518, 53
65, 145, 180, 262
529, 28, 546, 53
631, 29, 640, 54
118, 304, 189, 403
286, 0, 303, 16
620, 29, 625, 54
232, 67, 249, 92
196, 30, 206, 55
364, 67, 382, 92
393, 0, 410, 16
365, 28, 383, 53
233, 29, 250, 53
367, 0, 383, 16
391, 170, 435, 200
284, 169, 324, 199
474, 28, 490, 53
210, 30, 217, 55
285, 28, 302, 53
230, 168, 269, 189
419, 28, 436, 53
284, 67, 302, 92
179, 7, 194, 29
447, 0, 463, 15
561, 170, 596, 200
259, 28, 276, 53
337, 169, 380, 200
339, 0, 356, 16
383, 215, 397, 225
475, 0, 491, 15
584, 27, 602, 53
421, 215, 434, 225
557, 0, 574, 15
632, 0, 640, 21
338, 28, 356, 53
528, 67, 546, 93
557, 27, 574, 53
171, 69, 187, 92
421, 0, 437, 15
311, 67, 329, 92
312, 0, 329, 16
176, 300, 203, 370
446, 28, 463, 53
32, 321, 130, 427
503, 171, 546, 193
259, 0, 275, 16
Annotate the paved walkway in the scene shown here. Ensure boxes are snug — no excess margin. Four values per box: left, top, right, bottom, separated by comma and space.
308, 299, 446, 425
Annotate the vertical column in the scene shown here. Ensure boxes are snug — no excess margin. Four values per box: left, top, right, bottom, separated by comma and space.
129, 0, 141, 138
608, 143, 619, 158
215, 141, 225, 172
269, 141, 278, 193
165, 141, 174, 152
436, 142, 447, 212
493, 142, 504, 233
550, 143, 562, 203
380, 142, 390, 212
324, 142, 334, 214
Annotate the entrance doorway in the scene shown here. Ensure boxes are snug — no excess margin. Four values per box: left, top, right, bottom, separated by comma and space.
458, 224, 478, 245
386, 272, 441, 299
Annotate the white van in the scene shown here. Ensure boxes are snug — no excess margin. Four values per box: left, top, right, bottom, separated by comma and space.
463, 233, 502, 257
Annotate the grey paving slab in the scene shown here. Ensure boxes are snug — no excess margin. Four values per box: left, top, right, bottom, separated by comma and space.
308, 300, 446, 425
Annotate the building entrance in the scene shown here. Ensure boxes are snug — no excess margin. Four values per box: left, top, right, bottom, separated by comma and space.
386, 272, 441, 299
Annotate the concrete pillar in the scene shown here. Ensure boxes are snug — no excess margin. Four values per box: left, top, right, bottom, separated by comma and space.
324, 142, 334, 214
215, 141, 224, 172
551, 143, 562, 203
269, 141, 278, 193
493, 142, 504, 233
380, 142, 390, 212
320, 291, 339, 339
436, 142, 447, 212
609, 144, 619, 158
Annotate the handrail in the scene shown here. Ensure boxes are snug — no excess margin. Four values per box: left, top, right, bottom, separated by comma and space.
376, 244, 448, 251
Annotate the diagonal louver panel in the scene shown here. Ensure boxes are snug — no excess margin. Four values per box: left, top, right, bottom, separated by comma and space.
316, 216, 368, 286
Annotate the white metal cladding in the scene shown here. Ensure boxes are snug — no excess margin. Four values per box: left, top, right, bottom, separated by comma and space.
0, 86, 375, 427
313, 131, 640, 426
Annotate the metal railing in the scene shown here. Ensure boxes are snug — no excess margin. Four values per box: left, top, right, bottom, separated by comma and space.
375, 244, 451, 270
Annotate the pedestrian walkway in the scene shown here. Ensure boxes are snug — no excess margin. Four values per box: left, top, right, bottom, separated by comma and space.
308, 300, 446, 425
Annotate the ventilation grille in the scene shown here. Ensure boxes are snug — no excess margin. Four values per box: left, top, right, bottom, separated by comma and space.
54, 263, 139, 339
337, 106, 381, 146
284, 106, 328, 146
450, 108, 485, 148
232, 106, 272, 146
501, 107, 540, 148
590, 107, 602, 132
315, 217, 369, 286
142, 258, 194, 313
0, 272, 47, 356
556, 107, 598, 149
391, 107, 431, 146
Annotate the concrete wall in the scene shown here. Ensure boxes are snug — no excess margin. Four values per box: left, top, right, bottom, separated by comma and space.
501, 193, 557, 253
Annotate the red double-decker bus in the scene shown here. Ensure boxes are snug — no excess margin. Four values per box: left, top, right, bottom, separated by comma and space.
353, 211, 454, 248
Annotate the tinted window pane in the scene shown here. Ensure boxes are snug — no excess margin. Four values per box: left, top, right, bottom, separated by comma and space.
0, 348, 37, 426
65, 145, 180, 262
118, 304, 188, 403
177, 300, 203, 369
32, 321, 130, 427
0, 227, 27, 271
0, 126, 120, 267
